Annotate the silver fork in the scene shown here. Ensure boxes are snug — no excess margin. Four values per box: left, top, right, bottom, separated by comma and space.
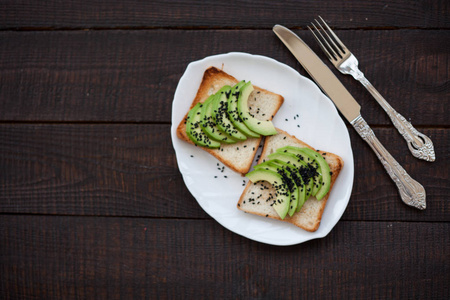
308, 16, 435, 162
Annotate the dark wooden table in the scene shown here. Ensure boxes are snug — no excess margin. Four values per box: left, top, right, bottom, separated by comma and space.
1, 1, 449, 299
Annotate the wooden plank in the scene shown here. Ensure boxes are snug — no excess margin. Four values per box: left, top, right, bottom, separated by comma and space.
0, 29, 448, 125
0, 124, 448, 221
0, 124, 207, 218
0, 0, 448, 29
1, 215, 449, 299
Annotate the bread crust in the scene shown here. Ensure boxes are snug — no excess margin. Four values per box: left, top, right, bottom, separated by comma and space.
237, 128, 344, 232
176, 67, 284, 175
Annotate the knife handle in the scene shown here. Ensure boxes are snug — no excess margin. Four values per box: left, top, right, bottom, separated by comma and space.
351, 115, 426, 210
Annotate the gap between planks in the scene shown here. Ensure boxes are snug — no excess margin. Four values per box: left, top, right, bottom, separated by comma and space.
0, 212, 447, 224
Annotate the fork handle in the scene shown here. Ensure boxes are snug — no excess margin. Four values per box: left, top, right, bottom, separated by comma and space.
350, 69, 435, 162
351, 115, 426, 210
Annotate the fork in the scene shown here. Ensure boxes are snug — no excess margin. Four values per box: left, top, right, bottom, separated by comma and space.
308, 16, 435, 162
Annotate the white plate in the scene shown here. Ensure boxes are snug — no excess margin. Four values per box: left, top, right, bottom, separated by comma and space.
171, 52, 354, 246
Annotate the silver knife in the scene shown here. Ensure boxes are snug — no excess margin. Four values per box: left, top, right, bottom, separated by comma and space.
273, 24, 426, 210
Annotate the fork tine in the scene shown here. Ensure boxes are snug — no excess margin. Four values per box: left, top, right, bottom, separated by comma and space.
317, 16, 348, 53
307, 26, 335, 61
310, 22, 340, 60
313, 18, 344, 59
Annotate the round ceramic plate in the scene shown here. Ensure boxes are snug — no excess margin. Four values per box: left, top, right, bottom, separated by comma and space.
171, 52, 354, 246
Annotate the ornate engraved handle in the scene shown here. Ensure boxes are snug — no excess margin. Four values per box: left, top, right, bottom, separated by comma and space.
349, 69, 435, 162
351, 115, 426, 210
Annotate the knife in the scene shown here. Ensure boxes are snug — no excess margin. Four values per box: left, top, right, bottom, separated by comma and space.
273, 24, 426, 210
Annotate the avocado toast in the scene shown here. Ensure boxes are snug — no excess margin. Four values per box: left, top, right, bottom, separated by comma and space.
238, 128, 344, 232
176, 66, 284, 175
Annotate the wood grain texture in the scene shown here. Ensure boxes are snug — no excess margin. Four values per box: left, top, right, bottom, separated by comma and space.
0, 0, 448, 29
0, 124, 207, 218
0, 124, 448, 221
0, 30, 448, 125
0, 1, 448, 299
1, 215, 449, 299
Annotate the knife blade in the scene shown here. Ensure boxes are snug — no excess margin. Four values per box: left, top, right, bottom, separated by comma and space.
273, 24, 426, 210
274, 24, 360, 123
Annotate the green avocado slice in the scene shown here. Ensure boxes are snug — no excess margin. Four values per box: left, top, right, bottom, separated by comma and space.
200, 94, 237, 144
266, 152, 314, 204
255, 160, 300, 217
186, 103, 220, 148
237, 82, 277, 136
297, 148, 331, 201
227, 81, 261, 138
212, 86, 247, 141
276, 146, 322, 197
245, 169, 291, 219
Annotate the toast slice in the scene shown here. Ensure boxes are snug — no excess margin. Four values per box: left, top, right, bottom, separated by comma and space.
237, 128, 344, 232
176, 67, 284, 175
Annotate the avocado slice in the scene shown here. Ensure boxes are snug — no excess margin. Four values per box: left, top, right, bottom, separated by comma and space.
227, 81, 261, 138
212, 86, 247, 141
277, 146, 322, 197
266, 152, 314, 200
200, 94, 237, 144
297, 148, 331, 201
245, 169, 291, 219
237, 82, 277, 136
262, 160, 302, 216
254, 160, 299, 216
185, 103, 220, 148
